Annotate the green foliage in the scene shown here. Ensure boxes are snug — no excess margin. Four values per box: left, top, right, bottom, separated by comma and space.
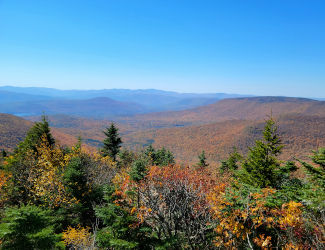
299, 148, 325, 209
17, 115, 55, 154
300, 148, 325, 190
95, 186, 154, 249
130, 158, 148, 182
197, 150, 209, 168
220, 147, 242, 173
118, 148, 135, 168
101, 123, 122, 161
0, 205, 64, 249
145, 145, 175, 166
3, 116, 56, 205
63, 155, 103, 227
238, 118, 284, 188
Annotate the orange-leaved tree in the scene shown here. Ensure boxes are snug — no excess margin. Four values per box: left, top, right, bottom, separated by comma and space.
127, 164, 225, 249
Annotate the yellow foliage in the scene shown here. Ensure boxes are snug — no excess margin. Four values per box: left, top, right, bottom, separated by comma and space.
62, 225, 92, 248
28, 135, 77, 208
208, 186, 306, 248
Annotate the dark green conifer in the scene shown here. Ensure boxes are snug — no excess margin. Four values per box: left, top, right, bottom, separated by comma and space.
220, 147, 242, 173
1, 149, 7, 158
299, 148, 325, 190
238, 118, 283, 188
197, 150, 209, 168
0, 205, 63, 249
130, 158, 148, 182
101, 123, 122, 161
18, 115, 55, 153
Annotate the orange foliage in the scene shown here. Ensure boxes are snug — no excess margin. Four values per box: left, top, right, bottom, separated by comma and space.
0, 170, 11, 207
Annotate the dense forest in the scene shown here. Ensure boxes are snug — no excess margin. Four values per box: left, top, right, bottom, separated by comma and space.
0, 117, 324, 249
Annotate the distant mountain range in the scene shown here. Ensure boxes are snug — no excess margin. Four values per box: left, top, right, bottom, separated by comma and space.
0, 86, 252, 117
1, 87, 324, 164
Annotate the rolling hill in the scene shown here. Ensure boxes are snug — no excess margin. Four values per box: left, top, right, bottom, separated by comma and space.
2, 96, 324, 165
122, 114, 325, 163
0, 113, 79, 151
117, 97, 325, 129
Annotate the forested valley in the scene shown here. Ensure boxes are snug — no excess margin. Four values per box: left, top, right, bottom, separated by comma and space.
0, 116, 324, 249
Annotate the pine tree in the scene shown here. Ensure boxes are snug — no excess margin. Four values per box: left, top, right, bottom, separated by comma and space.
197, 150, 209, 168
101, 123, 122, 161
238, 118, 284, 188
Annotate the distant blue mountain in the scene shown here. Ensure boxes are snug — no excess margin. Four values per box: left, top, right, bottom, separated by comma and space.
0, 90, 55, 104
0, 86, 252, 114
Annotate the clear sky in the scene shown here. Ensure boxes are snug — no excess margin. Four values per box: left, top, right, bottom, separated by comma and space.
0, 0, 324, 97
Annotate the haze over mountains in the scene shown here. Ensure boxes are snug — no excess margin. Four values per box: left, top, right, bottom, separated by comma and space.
0, 86, 251, 117
0, 86, 324, 164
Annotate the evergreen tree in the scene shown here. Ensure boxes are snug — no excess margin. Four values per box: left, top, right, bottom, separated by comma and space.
1, 149, 7, 158
299, 148, 325, 190
17, 115, 55, 153
118, 148, 135, 168
101, 123, 122, 161
4, 116, 55, 205
220, 147, 242, 173
197, 150, 209, 168
95, 186, 154, 249
298, 148, 325, 209
144, 145, 175, 167
238, 118, 284, 188
0, 205, 64, 249
130, 158, 148, 182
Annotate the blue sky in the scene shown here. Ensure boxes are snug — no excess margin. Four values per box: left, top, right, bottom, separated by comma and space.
0, 0, 324, 97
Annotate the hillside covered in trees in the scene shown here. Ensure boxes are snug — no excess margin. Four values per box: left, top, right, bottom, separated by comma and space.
17, 96, 325, 164
0, 117, 324, 249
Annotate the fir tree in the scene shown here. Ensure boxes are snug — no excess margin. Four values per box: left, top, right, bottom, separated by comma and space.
101, 123, 122, 161
0, 205, 63, 249
130, 158, 148, 182
197, 150, 209, 168
299, 148, 325, 190
144, 145, 175, 167
238, 118, 284, 188
220, 147, 242, 173
17, 115, 55, 153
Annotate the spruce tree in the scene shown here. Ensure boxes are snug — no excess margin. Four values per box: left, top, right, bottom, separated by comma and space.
197, 150, 209, 168
238, 118, 283, 188
101, 123, 122, 161
299, 148, 325, 190
18, 115, 55, 153
220, 147, 242, 173
130, 158, 148, 182
299, 148, 325, 209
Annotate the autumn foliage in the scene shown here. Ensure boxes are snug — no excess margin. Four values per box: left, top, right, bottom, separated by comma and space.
0, 117, 324, 249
